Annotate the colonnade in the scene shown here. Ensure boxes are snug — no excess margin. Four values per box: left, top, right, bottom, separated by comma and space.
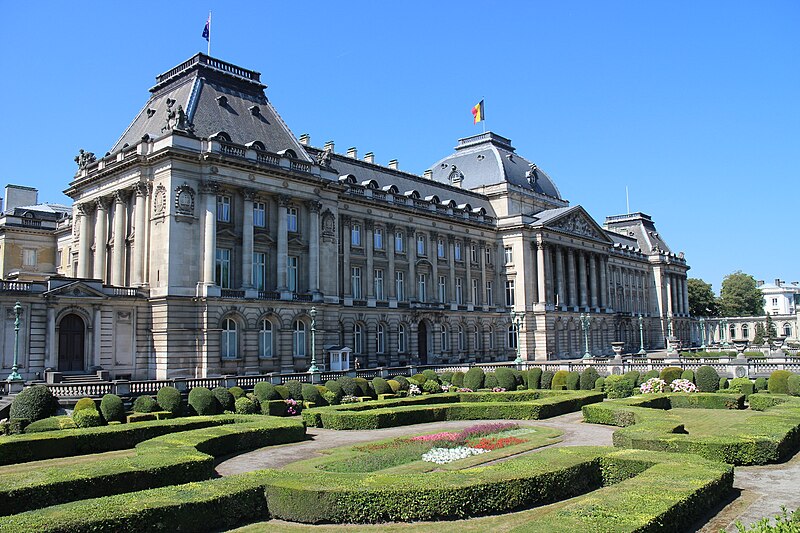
533, 242, 610, 310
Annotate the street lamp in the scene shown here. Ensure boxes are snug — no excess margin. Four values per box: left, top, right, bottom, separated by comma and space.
510, 310, 525, 364
308, 307, 320, 373
6, 302, 23, 382
699, 317, 707, 350
580, 313, 592, 359
637, 314, 647, 356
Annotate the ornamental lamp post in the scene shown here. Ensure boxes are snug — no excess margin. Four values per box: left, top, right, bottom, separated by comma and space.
308, 306, 320, 373
580, 313, 592, 359
721, 318, 730, 349
6, 302, 23, 382
699, 317, 707, 350
510, 310, 525, 364
637, 314, 647, 356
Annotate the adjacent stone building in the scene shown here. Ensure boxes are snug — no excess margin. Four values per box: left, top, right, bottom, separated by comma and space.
1, 54, 692, 381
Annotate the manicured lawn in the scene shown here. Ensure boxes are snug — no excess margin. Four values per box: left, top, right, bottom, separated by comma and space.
669, 407, 761, 436
0, 449, 136, 475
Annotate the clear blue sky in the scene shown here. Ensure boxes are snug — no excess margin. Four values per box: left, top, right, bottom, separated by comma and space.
1, 1, 797, 293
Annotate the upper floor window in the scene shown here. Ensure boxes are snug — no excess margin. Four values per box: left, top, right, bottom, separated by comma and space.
253, 252, 267, 291
504, 246, 514, 264
352, 267, 362, 299
456, 278, 463, 305
293, 320, 306, 357
485, 246, 492, 265
438, 275, 447, 303
472, 278, 480, 305
376, 324, 385, 354
287, 207, 298, 232
486, 281, 494, 306
470, 244, 478, 263
215, 248, 231, 288
287, 256, 298, 292
253, 201, 266, 228
398, 324, 407, 353
259, 319, 273, 358
505, 280, 515, 306
417, 235, 426, 256
221, 318, 238, 359
216, 195, 231, 223
395, 231, 404, 253
351, 223, 362, 246
437, 238, 446, 258
454, 242, 462, 261
354, 323, 364, 354
23, 249, 37, 267
374, 269, 384, 300
374, 227, 383, 249
418, 273, 427, 301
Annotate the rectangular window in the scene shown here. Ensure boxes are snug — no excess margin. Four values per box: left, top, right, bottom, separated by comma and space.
472, 278, 479, 305
374, 227, 383, 249
395, 231, 404, 253
287, 256, 298, 292
504, 246, 513, 264
485, 246, 492, 265
56, 249, 63, 268
417, 235, 426, 256
352, 267, 362, 299
417, 273, 426, 301
437, 238, 446, 258
252, 252, 267, 291
395, 271, 405, 301
215, 248, 231, 288
438, 275, 447, 302
287, 207, 298, 232
471, 244, 478, 264
486, 281, 494, 306
253, 202, 266, 228
773, 298, 778, 306
454, 242, 462, 261
505, 280, 515, 306
398, 325, 406, 353
456, 278, 463, 305
216, 195, 231, 223
374, 269, 384, 300
351, 223, 362, 246
23, 249, 37, 267
440, 325, 449, 351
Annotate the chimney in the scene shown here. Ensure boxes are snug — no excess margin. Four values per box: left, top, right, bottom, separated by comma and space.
347, 147, 358, 159
364, 152, 374, 164
423, 170, 433, 179
757, 280, 764, 287
298, 133, 310, 146
324, 140, 335, 153
4, 185, 38, 213
775, 278, 782, 287
388, 159, 398, 170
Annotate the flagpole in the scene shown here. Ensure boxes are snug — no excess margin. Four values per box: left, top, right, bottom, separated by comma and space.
482, 97, 486, 133
208, 11, 212, 56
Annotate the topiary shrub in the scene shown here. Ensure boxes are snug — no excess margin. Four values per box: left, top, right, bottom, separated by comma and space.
484, 372, 499, 389
322, 391, 339, 405
100, 394, 125, 423
528, 368, 543, 389
132, 395, 159, 413
301, 383, 324, 405
188, 387, 219, 415
641, 370, 660, 383
337, 377, 357, 396
211, 387, 234, 412
254, 382, 280, 402
73, 397, 96, 412
728, 377, 753, 394
10, 385, 58, 422
718, 377, 729, 390
25, 415, 76, 433
495, 367, 517, 391
285, 380, 303, 400
274, 385, 291, 400
229, 386, 245, 399
515, 369, 527, 388
541, 370, 554, 390
604, 375, 634, 398
387, 379, 401, 393
422, 380, 442, 394
754, 377, 768, 392
422, 369, 440, 383
595, 377, 606, 391
439, 371, 454, 384
787, 374, 800, 396
580, 368, 600, 391
72, 409, 103, 428
354, 377, 373, 398
156, 386, 183, 415
411, 374, 428, 385
551, 370, 569, 390
394, 376, 410, 391
234, 396, 258, 414
680, 369, 695, 383
695, 365, 720, 392
659, 366, 683, 384
372, 377, 392, 395
565, 371, 580, 390
451, 372, 465, 387
623, 371, 641, 387
463, 367, 485, 390
768, 370, 792, 395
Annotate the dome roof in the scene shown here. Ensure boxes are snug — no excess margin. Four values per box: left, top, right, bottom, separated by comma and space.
428, 132, 561, 199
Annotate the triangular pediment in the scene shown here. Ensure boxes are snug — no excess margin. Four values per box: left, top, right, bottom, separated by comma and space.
43, 280, 108, 299
534, 206, 613, 243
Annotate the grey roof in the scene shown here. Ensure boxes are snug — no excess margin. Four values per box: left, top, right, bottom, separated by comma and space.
110, 54, 311, 161
529, 205, 614, 244
428, 132, 562, 199
8, 203, 71, 219
603, 212, 672, 254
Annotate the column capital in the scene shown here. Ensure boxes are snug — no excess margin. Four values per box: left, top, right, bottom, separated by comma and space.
447, 234, 455, 244
278, 194, 292, 207
242, 188, 257, 201
132, 182, 149, 198
77, 202, 94, 216
364, 219, 374, 231
200, 180, 220, 194
385, 222, 396, 233
406, 226, 416, 237
341, 214, 352, 227
94, 196, 112, 211
113, 189, 130, 204
306, 199, 322, 213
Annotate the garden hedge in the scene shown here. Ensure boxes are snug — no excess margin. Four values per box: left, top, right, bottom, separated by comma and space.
463, 367, 485, 390
696, 365, 720, 392
768, 370, 793, 395
99, 394, 125, 423
9, 385, 58, 422
0, 415, 305, 515
580, 367, 599, 390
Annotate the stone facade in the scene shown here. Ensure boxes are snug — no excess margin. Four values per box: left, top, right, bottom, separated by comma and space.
1, 54, 692, 381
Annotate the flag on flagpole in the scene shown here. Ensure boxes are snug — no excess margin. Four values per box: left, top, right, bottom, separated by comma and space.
202, 15, 210, 42
471, 100, 484, 124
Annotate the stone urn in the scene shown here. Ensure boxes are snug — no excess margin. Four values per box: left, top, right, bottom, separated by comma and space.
611, 341, 625, 360
732, 339, 748, 360
771, 336, 786, 356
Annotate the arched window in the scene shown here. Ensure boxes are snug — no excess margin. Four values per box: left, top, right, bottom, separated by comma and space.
398, 324, 407, 353
354, 323, 363, 354
293, 320, 306, 357
458, 325, 465, 351
489, 326, 495, 350
507, 324, 518, 350
440, 324, 449, 351
473, 325, 480, 352
259, 319, 273, 358
741, 324, 749, 339
784, 324, 792, 338
729, 324, 736, 340
221, 318, 238, 359
376, 323, 385, 354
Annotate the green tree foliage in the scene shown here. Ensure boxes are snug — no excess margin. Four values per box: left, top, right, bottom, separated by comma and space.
687, 278, 719, 317
765, 315, 777, 340
719, 271, 764, 317
753, 323, 766, 346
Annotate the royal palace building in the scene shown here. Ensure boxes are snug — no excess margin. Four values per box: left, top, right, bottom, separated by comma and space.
1, 54, 692, 381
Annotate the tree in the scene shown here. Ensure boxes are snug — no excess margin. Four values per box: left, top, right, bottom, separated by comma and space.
753, 323, 766, 345
765, 314, 777, 340
687, 278, 719, 317
719, 271, 764, 317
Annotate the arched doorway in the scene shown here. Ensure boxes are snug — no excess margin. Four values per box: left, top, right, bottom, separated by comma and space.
58, 314, 85, 372
417, 321, 428, 365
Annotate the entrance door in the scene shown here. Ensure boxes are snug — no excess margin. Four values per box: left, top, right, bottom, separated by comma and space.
418, 322, 428, 365
58, 314, 85, 372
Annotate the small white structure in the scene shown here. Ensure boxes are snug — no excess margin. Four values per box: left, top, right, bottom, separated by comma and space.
327, 346, 352, 371
758, 279, 800, 316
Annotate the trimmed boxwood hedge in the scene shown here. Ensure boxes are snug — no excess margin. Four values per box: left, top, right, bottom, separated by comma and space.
696, 365, 720, 392
99, 394, 125, 423
463, 367, 485, 390
10, 385, 58, 422
768, 370, 793, 395
0, 415, 305, 515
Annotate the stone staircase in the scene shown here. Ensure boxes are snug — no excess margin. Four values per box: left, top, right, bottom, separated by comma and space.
59, 374, 107, 384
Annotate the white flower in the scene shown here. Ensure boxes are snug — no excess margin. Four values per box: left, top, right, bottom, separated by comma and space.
670, 379, 697, 393
421, 446, 487, 464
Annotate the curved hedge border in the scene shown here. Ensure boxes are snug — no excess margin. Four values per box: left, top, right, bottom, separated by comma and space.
0, 447, 732, 532
0, 416, 305, 514
582, 392, 800, 465
302, 390, 603, 430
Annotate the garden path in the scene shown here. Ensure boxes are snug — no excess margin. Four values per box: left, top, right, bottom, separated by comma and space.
214, 412, 615, 476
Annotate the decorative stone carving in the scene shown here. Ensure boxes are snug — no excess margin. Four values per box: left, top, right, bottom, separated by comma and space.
278, 194, 292, 207
322, 209, 336, 243
340, 214, 352, 227
94, 196, 111, 211
74, 149, 96, 169
113, 189, 129, 204
199, 180, 220, 195
364, 219, 374, 232
306, 200, 322, 213
242, 188, 257, 201
526, 163, 538, 186
153, 185, 167, 215
175, 183, 195, 215
316, 146, 332, 167
133, 182, 149, 198
551, 213, 602, 240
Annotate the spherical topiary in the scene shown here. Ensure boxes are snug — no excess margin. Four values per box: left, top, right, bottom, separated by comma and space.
422, 369, 440, 383
719, 377, 729, 390
595, 377, 605, 391
440, 371, 454, 384
754, 377, 768, 392
274, 385, 291, 400
10, 385, 58, 422
641, 370, 660, 383
229, 386, 246, 399
132, 395, 159, 413
484, 372, 499, 389
73, 397, 96, 412
680, 369, 695, 383
156, 386, 183, 415
787, 374, 800, 396
696, 365, 720, 392
354, 377, 373, 397
211, 387, 235, 412
72, 409, 103, 428
565, 371, 580, 390
604, 375, 634, 399
451, 372, 465, 387
285, 380, 303, 400
188, 387, 219, 415
100, 394, 125, 423
422, 380, 442, 394
551, 370, 569, 390
528, 368, 543, 389
300, 383, 323, 405
580, 368, 600, 390
659, 366, 683, 385
495, 367, 517, 391
411, 373, 428, 385
387, 379, 401, 393
515, 369, 526, 388
254, 382, 280, 402
768, 370, 793, 395
235, 396, 259, 414
372, 377, 392, 395
394, 376, 410, 390
322, 391, 339, 405
623, 371, 641, 387
464, 367, 485, 390
541, 370, 554, 390
729, 377, 753, 393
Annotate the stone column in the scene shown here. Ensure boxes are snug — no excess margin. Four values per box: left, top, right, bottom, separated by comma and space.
599, 256, 608, 309
200, 182, 218, 290
578, 252, 588, 308
407, 227, 417, 300
589, 254, 598, 309
545, 244, 555, 305
480, 241, 488, 309
307, 200, 321, 301
93, 305, 102, 368
277, 195, 290, 294
683, 276, 690, 316
536, 242, 547, 305
431, 233, 439, 303
448, 236, 456, 306
241, 189, 255, 290
342, 216, 352, 299
132, 184, 148, 287
665, 274, 674, 316
554, 245, 565, 307
387, 223, 396, 303
77, 203, 92, 278
366, 220, 375, 303
495, 242, 504, 306
464, 238, 472, 307
567, 248, 577, 307
111, 190, 128, 286
46, 306, 56, 369
93, 197, 110, 282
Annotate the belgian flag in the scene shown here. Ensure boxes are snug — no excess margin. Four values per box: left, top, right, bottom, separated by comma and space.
471, 100, 484, 124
